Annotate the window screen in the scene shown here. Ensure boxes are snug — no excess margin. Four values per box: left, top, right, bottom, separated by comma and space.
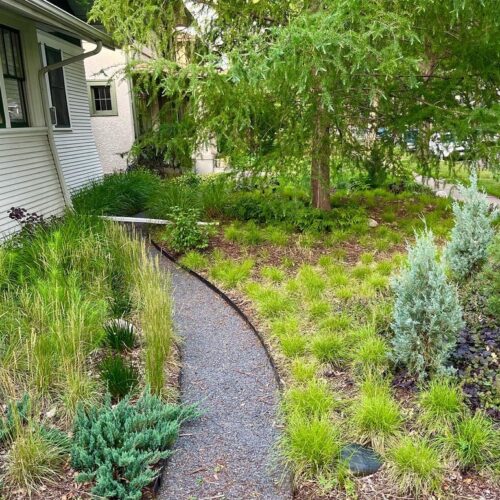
45, 46, 71, 128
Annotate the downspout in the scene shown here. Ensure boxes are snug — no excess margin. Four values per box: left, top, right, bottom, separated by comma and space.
38, 40, 103, 208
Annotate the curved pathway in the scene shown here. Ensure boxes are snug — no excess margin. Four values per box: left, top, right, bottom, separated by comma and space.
414, 174, 500, 207
152, 247, 290, 500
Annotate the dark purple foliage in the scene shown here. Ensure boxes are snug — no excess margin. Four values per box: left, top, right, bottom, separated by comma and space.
7, 207, 54, 236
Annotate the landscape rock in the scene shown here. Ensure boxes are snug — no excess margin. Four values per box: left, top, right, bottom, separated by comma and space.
368, 218, 379, 228
341, 444, 382, 477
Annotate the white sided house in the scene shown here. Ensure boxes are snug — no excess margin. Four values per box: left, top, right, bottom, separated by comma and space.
0, 0, 113, 239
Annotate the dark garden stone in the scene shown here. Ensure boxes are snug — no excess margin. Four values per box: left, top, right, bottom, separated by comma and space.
341, 444, 383, 477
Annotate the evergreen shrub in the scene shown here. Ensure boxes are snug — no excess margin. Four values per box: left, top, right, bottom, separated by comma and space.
445, 172, 498, 279
391, 230, 463, 379
71, 392, 197, 499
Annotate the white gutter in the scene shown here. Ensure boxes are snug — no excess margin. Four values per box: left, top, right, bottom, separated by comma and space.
39, 41, 103, 208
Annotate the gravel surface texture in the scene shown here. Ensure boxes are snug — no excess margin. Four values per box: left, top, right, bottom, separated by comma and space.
152, 247, 291, 500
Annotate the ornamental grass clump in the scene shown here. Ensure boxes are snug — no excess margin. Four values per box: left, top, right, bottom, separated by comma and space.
179, 250, 209, 271
104, 320, 136, 351
99, 355, 138, 400
445, 171, 499, 279
419, 379, 465, 431
280, 334, 308, 358
4, 424, 67, 493
391, 230, 463, 380
351, 377, 402, 451
311, 333, 350, 366
352, 335, 388, 375
283, 380, 336, 418
210, 258, 254, 289
445, 412, 499, 471
283, 413, 342, 478
134, 250, 173, 395
387, 436, 444, 496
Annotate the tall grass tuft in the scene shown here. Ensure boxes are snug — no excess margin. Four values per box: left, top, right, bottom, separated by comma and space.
147, 179, 202, 219
351, 335, 388, 375
351, 378, 402, 451
100, 355, 138, 400
283, 413, 342, 478
445, 412, 499, 471
311, 333, 350, 366
283, 380, 336, 418
135, 250, 173, 395
179, 251, 209, 271
4, 424, 66, 493
72, 169, 160, 216
210, 258, 254, 289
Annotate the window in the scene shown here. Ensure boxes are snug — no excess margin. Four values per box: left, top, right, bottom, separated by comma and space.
45, 46, 71, 128
0, 88, 6, 128
88, 81, 117, 116
0, 25, 28, 128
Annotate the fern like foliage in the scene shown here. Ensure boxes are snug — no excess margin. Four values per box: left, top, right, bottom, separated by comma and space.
71, 392, 197, 499
391, 230, 463, 380
445, 171, 499, 279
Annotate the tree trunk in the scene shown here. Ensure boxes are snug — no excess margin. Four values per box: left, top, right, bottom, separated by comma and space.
311, 103, 332, 210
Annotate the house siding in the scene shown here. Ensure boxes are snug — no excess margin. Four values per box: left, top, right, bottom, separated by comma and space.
0, 10, 106, 241
0, 128, 66, 239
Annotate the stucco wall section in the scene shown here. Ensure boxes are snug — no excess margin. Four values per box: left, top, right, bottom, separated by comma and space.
83, 44, 136, 173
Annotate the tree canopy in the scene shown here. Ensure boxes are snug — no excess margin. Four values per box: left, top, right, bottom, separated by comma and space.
90, 0, 500, 209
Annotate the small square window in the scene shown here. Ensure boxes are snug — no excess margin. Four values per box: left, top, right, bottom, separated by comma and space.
88, 81, 117, 116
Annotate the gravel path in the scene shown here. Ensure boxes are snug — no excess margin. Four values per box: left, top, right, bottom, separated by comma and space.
152, 247, 290, 500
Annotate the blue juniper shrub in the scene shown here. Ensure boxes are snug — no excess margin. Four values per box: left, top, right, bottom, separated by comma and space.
71, 392, 198, 499
445, 172, 499, 279
391, 230, 463, 380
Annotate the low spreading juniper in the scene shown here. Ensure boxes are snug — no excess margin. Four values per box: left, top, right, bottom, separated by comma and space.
71, 391, 198, 500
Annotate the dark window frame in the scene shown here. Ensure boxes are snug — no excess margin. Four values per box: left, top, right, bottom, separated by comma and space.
0, 87, 6, 128
44, 45, 71, 128
0, 24, 29, 128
